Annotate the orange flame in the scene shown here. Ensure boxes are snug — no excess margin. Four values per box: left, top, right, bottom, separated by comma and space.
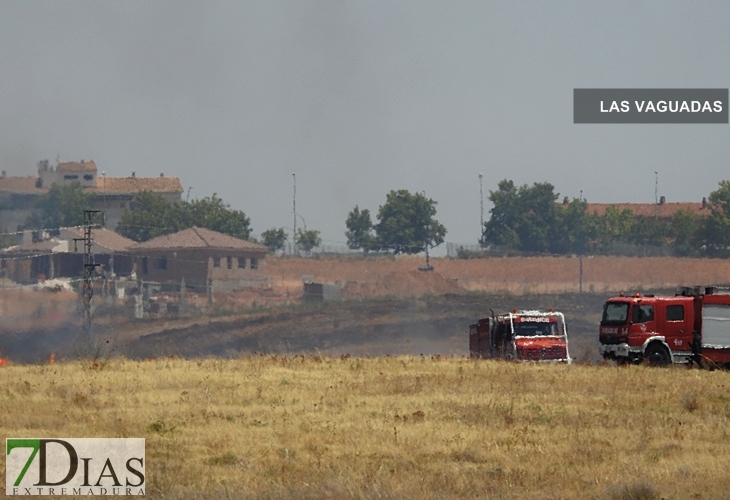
49, 353, 56, 364
0, 358, 9, 366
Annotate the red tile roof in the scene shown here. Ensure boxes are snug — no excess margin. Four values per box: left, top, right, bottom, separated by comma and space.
60, 227, 135, 253
586, 202, 709, 218
92, 176, 183, 194
0, 175, 182, 195
128, 227, 268, 252
57, 160, 97, 172
0, 176, 47, 193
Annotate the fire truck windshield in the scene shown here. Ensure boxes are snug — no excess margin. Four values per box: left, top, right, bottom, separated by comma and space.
602, 302, 629, 325
513, 321, 560, 337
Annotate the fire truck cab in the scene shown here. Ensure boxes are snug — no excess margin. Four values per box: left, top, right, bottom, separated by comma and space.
470, 310, 571, 363
599, 287, 730, 366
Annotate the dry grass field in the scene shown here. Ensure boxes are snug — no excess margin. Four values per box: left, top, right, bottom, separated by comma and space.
3, 356, 730, 499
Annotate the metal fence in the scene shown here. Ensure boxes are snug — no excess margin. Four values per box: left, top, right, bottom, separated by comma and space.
446, 241, 691, 259
280, 242, 364, 256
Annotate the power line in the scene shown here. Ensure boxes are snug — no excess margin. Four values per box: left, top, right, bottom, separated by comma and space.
73, 210, 102, 343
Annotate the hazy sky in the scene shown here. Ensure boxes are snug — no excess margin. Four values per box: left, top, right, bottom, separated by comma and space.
1, 1, 728, 249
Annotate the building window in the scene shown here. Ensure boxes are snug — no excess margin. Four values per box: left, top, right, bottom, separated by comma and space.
250, 258, 258, 270
83, 174, 94, 181
238, 257, 246, 269
154, 257, 167, 270
142, 257, 148, 275
63, 175, 78, 180
227, 256, 232, 269
213, 257, 220, 267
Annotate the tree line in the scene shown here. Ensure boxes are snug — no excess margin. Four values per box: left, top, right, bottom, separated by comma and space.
21, 179, 730, 258
22, 184, 324, 251
22, 184, 448, 255
482, 179, 730, 257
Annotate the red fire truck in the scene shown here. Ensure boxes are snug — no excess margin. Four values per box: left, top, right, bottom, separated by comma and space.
469, 310, 571, 363
599, 287, 730, 366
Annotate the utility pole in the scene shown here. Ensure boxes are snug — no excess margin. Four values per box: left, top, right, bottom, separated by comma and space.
74, 210, 103, 344
579, 190, 584, 294
183, 186, 193, 225
479, 173, 484, 247
654, 171, 659, 219
292, 173, 297, 243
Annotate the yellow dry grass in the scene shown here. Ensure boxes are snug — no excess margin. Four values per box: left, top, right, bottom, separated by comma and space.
2, 356, 730, 499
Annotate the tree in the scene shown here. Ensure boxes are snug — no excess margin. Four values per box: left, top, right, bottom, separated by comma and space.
628, 216, 669, 246
709, 180, 730, 215
482, 180, 566, 253
671, 209, 699, 246
261, 227, 287, 252
345, 205, 375, 251
117, 191, 252, 242
116, 191, 182, 242
186, 194, 252, 240
26, 182, 94, 231
699, 180, 730, 255
296, 228, 321, 253
375, 189, 446, 254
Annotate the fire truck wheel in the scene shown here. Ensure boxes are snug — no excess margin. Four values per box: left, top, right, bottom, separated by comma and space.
645, 343, 671, 366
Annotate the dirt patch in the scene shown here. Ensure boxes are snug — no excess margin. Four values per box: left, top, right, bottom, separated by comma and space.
266, 255, 730, 297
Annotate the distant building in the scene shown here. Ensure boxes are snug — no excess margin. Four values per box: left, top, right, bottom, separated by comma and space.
128, 227, 269, 292
0, 159, 183, 233
0, 227, 135, 284
560, 196, 710, 222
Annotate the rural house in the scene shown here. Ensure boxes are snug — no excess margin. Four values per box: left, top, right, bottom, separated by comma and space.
560, 196, 710, 222
0, 227, 135, 284
128, 227, 269, 292
0, 159, 183, 233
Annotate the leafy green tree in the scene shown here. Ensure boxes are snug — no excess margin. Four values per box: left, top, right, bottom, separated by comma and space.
345, 206, 375, 251
556, 198, 592, 254
296, 228, 321, 253
702, 211, 730, 256
670, 209, 700, 249
483, 180, 568, 253
116, 191, 182, 242
593, 206, 635, 252
699, 181, 730, 255
375, 190, 446, 254
709, 180, 730, 215
629, 216, 669, 246
482, 180, 521, 248
186, 194, 251, 240
26, 182, 94, 231
261, 227, 288, 252
117, 191, 252, 242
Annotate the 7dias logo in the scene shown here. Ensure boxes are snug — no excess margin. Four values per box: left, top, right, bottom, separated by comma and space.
6, 438, 145, 496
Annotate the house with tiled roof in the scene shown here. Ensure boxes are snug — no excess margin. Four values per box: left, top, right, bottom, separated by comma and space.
0, 159, 183, 234
0, 227, 136, 284
128, 227, 268, 291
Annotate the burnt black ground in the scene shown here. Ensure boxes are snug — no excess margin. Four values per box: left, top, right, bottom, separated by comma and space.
1, 292, 622, 363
